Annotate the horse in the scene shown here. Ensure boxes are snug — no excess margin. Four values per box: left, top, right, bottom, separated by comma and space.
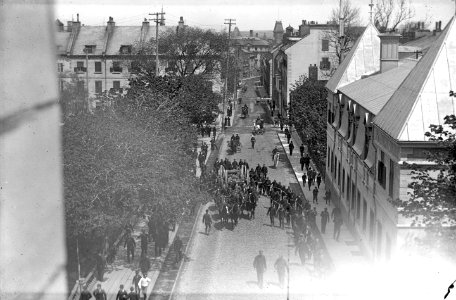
219, 204, 229, 225
273, 152, 280, 168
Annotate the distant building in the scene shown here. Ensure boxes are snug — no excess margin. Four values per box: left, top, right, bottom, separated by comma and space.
325, 17, 456, 261
268, 20, 338, 115
55, 15, 178, 102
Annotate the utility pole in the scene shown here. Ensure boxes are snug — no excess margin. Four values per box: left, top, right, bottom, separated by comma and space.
149, 8, 165, 76
223, 18, 235, 130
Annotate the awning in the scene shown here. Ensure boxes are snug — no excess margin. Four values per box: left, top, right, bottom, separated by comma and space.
338, 108, 349, 137
364, 139, 376, 169
353, 123, 366, 156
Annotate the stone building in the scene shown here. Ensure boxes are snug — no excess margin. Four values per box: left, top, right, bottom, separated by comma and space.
325, 17, 456, 260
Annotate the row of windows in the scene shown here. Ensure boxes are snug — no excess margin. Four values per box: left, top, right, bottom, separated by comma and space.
57, 61, 127, 74
327, 146, 392, 259
60, 79, 121, 95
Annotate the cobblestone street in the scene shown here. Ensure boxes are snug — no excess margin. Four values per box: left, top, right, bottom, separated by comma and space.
171, 79, 330, 300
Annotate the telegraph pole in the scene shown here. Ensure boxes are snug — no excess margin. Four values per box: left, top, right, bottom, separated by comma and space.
223, 18, 235, 130
149, 8, 165, 76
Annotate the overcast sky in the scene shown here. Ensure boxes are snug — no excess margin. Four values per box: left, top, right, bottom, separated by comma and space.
55, 0, 455, 31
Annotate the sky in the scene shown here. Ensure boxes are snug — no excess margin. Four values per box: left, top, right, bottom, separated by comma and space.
55, 0, 455, 31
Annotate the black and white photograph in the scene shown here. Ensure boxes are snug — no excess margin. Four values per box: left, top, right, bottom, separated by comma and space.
1, 0, 456, 299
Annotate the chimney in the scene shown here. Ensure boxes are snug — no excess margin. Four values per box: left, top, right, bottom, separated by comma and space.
255, 32, 258, 37
438, 21, 442, 31
107, 16, 115, 33
299, 20, 310, 37
141, 18, 149, 43
379, 33, 401, 73
285, 25, 293, 36
56, 19, 64, 32
250, 30, 253, 37
142, 18, 150, 28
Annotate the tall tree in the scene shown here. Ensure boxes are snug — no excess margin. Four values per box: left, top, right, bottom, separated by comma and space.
374, 0, 415, 32
156, 26, 227, 77
289, 76, 328, 171
330, 0, 361, 28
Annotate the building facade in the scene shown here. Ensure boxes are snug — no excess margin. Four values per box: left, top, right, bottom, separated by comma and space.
325, 18, 456, 261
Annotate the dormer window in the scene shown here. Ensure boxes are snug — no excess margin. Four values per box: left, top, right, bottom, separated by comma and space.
84, 45, 96, 54
120, 45, 132, 54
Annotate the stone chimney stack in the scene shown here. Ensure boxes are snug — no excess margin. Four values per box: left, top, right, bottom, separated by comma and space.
299, 20, 310, 37
250, 30, 254, 37
379, 33, 401, 73
107, 16, 115, 34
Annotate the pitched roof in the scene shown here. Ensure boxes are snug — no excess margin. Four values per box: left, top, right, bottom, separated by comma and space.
326, 22, 381, 93
339, 60, 416, 114
401, 31, 443, 54
374, 17, 456, 141
106, 26, 155, 55
72, 26, 107, 55
238, 30, 274, 40
232, 38, 270, 47
55, 31, 71, 55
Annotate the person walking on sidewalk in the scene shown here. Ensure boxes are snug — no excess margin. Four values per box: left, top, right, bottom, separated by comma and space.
289, 140, 294, 156
116, 284, 128, 300
286, 131, 292, 144
139, 253, 150, 277
300, 155, 305, 171
325, 189, 332, 205
251, 135, 256, 149
124, 233, 136, 263
95, 252, 106, 282
93, 284, 107, 300
128, 286, 139, 300
299, 143, 305, 157
132, 270, 142, 294
203, 209, 212, 235
79, 285, 92, 300
277, 205, 285, 229
253, 250, 267, 289
307, 175, 312, 191
303, 154, 310, 171
140, 230, 148, 255
173, 235, 183, 264
332, 206, 343, 241
302, 173, 307, 188
312, 186, 319, 204
316, 172, 322, 189
138, 273, 151, 300
274, 255, 288, 289
321, 208, 330, 234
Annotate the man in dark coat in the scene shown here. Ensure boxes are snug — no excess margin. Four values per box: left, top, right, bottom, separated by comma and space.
253, 250, 267, 289
93, 284, 107, 300
286, 131, 292, 144
303, 154, 310, 171
95, 252, 106, 282
332, 206, 343, 241
316, 172, 322, 189
274, 255, 288, 288
116, 284, 128, 300
289, 141, 294, 156
132, 270, 142, 294
124, 234, 136, 263
267, 205, 276, 226
300, 155, 305, 171
139, 253, 150, 277
173, 235, 183, 264
321, 207, 330, 234
299, 143, 305, 157
312, 186, 319, 204
79, 285, 92, 300
325, 189, 332, 205
127, 286, 139, 300
140, 230, 148, 255
203, 209, 212, 235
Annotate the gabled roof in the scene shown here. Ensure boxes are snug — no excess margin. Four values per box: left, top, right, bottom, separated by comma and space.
374, 17, 456, 141
106, 26, 155, 55
72, 26, 107, 55
339, 60, 416, 114
401, 31, 443, 54
326, 22, 380, 93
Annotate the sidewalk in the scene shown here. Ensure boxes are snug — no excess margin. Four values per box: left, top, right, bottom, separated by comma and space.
277, 130, 368, 270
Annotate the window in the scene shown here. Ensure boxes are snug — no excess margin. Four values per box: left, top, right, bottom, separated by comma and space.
356, 190, 361, 220
57, 63, 63, 73
75, 61, 86, 72
84, 45, 96, 54
95, 62, 102, 73
320, 57, 331, 70
59, 79, 64, 92
111, 61, 122, 73
363, 199, 367, 231
113, 81, 120, 90
342, 169, 345, 194
120, 45, 132, 54
95, 81, 102, 94
378, 159, 387, 189
389, 160, 395, 198
322, 39, 329, 51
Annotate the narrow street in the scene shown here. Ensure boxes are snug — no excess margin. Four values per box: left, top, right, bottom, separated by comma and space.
171, 78, 328, 300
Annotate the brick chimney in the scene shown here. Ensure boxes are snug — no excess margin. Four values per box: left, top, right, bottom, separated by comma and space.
250, 30, 253, 37
285, 25, 293, 37
140, 18, 149, 44
379, 33, 401, 73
